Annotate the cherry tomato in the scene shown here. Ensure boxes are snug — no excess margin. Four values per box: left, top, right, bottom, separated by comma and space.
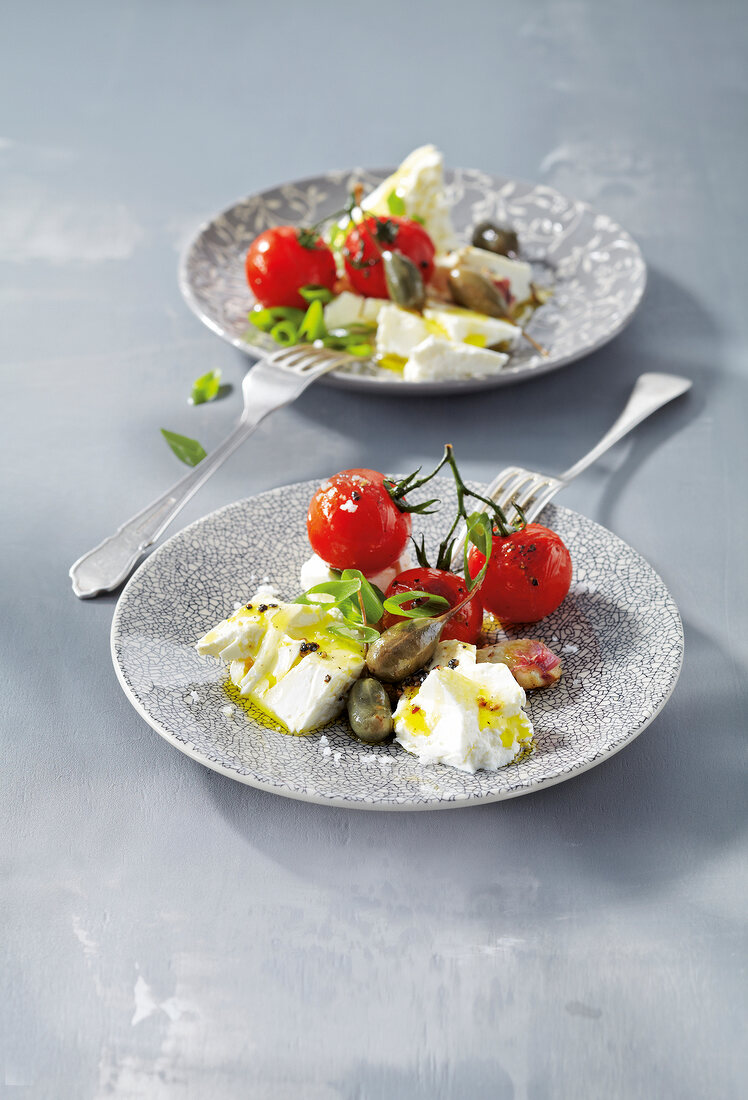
382, 568, 483, 644
307, 469, 411, 574
343, 216, 436, 298
468, 524, 572, 624
245, 226, 337, 309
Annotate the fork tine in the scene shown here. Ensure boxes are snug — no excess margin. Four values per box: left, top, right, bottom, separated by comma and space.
513, 474, 553, 511
266, 343, 353, 375
484, 466, 524, 500
499, 472, 535, 507
523, 481, 563, 524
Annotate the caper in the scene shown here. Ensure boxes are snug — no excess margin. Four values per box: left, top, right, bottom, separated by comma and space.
471, 220, 520, 258
365, 616, 446, 682
382, 250, 426, 311
347, 676, 394, 744
448, 265, 511, 320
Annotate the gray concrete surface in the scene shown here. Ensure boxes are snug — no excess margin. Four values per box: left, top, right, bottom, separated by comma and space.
2, 1, 746, 1096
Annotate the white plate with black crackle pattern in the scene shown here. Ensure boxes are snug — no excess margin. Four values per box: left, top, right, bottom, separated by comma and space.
111, 478, 683, 810
178, 166, 646, 394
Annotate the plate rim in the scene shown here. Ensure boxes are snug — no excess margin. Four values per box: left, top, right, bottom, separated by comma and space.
110, 482, 683, 811
177, 165, 648, 395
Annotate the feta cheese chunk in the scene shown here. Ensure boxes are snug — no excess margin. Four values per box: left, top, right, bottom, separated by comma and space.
375, 304, 432, 360
361, 144, 458, 253
196, 589, 365, 734
455, 246, 534, 305
394, 642, 533, 773
422, 304, 521, 350
323, 291, 385, 331
403, 336, 508, 382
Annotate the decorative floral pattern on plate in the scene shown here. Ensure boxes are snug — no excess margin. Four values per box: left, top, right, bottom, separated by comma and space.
111, 479, 682, 810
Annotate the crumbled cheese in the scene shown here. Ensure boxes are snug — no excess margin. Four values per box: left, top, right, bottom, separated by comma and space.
340, 500, 358, 513
322, 746, 332, 758
319, 735, 329, 746
394, 640, 533, 773
562, 644, 579, 654
196, 588, 365, 734
188, 690, 201, 704
221, 704, 236, 718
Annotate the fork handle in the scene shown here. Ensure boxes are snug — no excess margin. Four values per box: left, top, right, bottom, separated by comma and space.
558, 372, 692, 484
69, 414, 260, 599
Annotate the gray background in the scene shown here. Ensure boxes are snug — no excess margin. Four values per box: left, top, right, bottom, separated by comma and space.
2, 1, 746, 1097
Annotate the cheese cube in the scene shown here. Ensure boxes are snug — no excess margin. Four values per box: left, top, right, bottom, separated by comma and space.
323, 291, 385, 331
375, 304, 432, 360
423, 304, 521, 350
403, 336, 508, 382
361, 144, 458, 253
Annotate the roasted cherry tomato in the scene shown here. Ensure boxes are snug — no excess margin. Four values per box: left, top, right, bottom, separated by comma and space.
307, 469, 411, 575
468, 524, 572, 623
245, 226, 337, 309
343, 216, 436, 299
382, 567, 483, 644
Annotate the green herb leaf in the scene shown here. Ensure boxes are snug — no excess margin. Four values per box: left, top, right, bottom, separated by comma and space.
160, 429, 207, 467
464, 511, 493, 590
383, 590, 450, 619
295, 579, 361, 607
189, 368, 222, 406
341, 569, 384, 623
386, 190, 406, 216
411, 213, 426, 226
299, 284, 334, 304
328, 622, 380, 644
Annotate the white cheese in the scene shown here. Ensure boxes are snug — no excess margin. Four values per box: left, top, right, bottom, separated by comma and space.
394, 642, 533, 773
299, 553, 338, 591
403, 336, 508, 382
323, 291, 385, 331
361, 144, 458, 253
453, 246, 534, 305
422, 304, 521, 350
196, 588, 365, 734
375, 304, 432, 360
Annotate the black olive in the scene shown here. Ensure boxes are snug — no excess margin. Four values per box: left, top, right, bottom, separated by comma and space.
471, 220, 520, 258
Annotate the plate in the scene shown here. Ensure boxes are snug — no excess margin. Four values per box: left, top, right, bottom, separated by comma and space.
111, 479, 683, 810
180, 167, 646, 394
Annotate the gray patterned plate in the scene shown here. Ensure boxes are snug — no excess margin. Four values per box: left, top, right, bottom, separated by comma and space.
111, 479, 683, 810
179, 167, 646, 394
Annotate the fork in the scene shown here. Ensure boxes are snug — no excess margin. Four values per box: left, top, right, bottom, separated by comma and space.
450, 372, 691, 568
69, 344, 353, 599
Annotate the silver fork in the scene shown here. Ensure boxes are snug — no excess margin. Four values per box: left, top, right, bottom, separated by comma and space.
451, 372, 691, 568
69, 344, 353, 598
